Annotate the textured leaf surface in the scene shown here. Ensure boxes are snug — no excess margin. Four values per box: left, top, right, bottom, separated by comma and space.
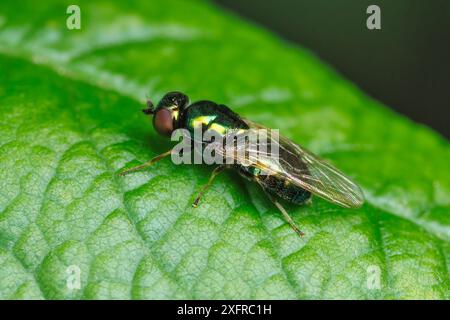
0, 0, 449, 299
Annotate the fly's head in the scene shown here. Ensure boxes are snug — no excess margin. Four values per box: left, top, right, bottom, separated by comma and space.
143, 91, 190, 137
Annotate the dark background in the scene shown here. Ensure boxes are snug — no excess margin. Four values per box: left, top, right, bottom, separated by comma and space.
214, 0, 450, 138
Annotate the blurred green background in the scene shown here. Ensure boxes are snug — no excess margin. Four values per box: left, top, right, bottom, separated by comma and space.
215, 0, 450, 138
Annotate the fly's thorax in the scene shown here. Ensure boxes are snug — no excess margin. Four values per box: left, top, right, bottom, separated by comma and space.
182, 100, 248, 139
170, 101, 248, 166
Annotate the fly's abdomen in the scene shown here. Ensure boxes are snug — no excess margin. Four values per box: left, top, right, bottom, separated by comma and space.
238, 165, 311, 205
236, 134, 312, 205
258, 173, 311, 205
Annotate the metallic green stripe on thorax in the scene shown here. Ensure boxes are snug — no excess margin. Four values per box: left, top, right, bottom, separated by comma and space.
182, 100, 248, 138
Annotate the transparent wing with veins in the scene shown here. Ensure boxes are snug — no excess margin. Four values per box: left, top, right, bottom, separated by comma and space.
210, 119, 364, 208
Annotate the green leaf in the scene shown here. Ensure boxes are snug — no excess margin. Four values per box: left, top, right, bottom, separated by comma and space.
0, 0, 448, 299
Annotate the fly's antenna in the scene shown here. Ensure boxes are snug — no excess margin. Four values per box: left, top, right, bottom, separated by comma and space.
142, 99, 154, 115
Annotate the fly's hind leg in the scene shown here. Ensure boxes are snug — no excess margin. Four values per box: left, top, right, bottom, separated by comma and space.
257, 181, 305, 237
192, 165, 226, 207
118, 149, 172, 176
272, 199, 305, 237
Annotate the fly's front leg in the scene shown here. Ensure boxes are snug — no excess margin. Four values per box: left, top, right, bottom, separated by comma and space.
256, 180, 305, 237
118, 149, 172, 176
192, 165, 226, 207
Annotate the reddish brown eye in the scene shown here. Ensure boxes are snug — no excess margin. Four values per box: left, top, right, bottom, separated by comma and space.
153, 109, 174, 136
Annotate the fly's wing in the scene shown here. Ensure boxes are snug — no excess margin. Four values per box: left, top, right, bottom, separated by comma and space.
214, 119, 364, 208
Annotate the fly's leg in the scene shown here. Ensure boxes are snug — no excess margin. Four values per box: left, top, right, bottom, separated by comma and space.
272, 199, 305, 237
257, 181, 305, 237
192, 165, 226, 207
118, 149, 172, 176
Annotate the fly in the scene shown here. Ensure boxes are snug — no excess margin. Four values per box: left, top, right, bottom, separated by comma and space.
119, 91, 365, 237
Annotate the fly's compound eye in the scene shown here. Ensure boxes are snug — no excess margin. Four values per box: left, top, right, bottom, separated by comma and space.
153, 108, 174, 136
